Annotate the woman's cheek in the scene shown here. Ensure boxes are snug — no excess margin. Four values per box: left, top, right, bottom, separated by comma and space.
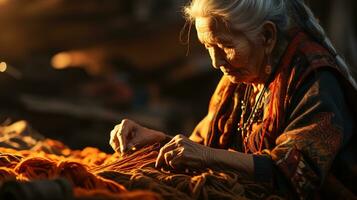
228, 50, 243, 65
240, 43, 254, 64
234, 54, 248, 67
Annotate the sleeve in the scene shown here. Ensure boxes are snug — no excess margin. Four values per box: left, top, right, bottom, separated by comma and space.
189, 114, 212, 144
189, 76, 232, 145
254, 70, 354, 199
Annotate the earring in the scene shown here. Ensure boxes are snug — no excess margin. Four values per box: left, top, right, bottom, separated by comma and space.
264, 54, 272, 75
265, 64, 272, 74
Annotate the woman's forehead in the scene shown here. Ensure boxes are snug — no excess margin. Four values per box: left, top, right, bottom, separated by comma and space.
195, 17, 234, 44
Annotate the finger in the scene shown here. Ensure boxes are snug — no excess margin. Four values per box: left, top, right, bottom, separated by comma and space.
109, 125, 120, 151
169, 157, 183, 170
167, 149, 184, 169
164, 151, 175, 166
117, 125, 128, 154
155, 148, 169, 168
155, 142, 178, 168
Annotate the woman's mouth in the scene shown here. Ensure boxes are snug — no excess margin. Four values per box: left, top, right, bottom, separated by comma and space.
220, 67, 233, 74
221, 68, 239, 75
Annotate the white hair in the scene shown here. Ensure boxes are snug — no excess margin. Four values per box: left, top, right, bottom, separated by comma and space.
184, 0, 290, 39
184, 0, 357, 87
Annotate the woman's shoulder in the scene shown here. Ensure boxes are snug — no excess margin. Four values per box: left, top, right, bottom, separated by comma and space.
297, 69, 345, 100
287, 46, 355, 99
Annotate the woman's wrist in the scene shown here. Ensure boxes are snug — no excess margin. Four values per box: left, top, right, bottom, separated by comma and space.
204, 147, 255, 177
203, 146, 217, 166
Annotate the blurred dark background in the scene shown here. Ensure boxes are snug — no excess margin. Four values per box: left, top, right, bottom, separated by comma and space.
0, 0, 355, 152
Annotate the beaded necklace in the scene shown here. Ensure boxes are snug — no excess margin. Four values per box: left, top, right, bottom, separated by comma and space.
236, 84, 268, 153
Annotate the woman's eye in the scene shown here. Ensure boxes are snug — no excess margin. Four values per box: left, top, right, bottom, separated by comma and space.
222, 44, 235, 49
204, 44, 212, 49
216, 42, 232, 48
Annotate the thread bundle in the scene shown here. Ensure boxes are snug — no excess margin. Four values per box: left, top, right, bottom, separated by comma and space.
0, 146, 162, 200
0, 121, 283, 200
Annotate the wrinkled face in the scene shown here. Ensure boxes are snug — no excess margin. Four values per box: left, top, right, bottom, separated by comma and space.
195, 17, 266, 83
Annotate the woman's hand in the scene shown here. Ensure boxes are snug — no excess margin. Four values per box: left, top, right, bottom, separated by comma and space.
155, 134, 213, 170
109, 119, 166, 154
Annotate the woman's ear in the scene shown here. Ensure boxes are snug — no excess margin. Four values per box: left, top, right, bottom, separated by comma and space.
261, 21, 277, 55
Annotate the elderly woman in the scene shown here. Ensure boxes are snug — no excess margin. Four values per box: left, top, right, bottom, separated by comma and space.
109, 0, 356, 199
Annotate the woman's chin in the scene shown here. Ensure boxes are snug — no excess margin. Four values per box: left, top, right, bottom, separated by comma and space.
226, 74, 257, 84
226, 75, 246, 83
226, 76, 238, 83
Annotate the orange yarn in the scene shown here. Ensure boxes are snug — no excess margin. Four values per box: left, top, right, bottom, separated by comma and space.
90, 145, 159, 173
0, 144, 130, 197
0, 121, 164, 199
0, 153, 22, 168
74, 188, 162, 200
57, 160, 126, 193
15, 157, 57, 180
0, 167, 16, 182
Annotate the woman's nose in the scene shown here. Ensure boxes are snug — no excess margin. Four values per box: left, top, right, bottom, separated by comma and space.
210, 48, 226, 69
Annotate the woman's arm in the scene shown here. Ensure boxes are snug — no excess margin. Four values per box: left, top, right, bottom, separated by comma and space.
206, 148, 255, 177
